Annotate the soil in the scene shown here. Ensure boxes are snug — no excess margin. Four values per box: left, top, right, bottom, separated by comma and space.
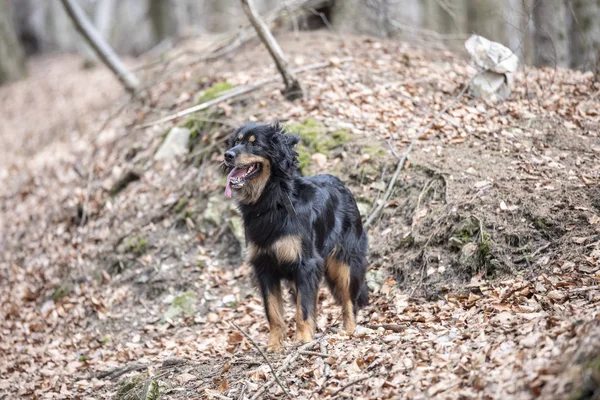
1, 30, 599, 400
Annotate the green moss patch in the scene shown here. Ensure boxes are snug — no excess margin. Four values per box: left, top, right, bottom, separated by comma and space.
163, 291, 197, 320
197, 81, 234, 104
284, 119, 351, 173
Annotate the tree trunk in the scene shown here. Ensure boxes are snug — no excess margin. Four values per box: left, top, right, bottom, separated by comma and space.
331, 0, 390, 37
149, 0, 178, 42
241, 0, 302, 101
0, 0, 27, 84
569, 0, 600, 72
60, 0, 139, 94
533, 0, 569, 67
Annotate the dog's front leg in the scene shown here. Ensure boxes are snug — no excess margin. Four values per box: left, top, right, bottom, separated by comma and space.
295, 259, 321, 343
259, 277, 286, 351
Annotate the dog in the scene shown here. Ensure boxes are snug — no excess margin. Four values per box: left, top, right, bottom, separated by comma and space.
224, 122, 368, 351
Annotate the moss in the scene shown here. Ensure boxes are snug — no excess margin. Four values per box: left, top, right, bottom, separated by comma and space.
364, 144, 386, 159
164, 291, 197, 320
297, 145, 312, 173
285, 119, 351, 173
173, 197, 189, 214
99, 336, 110, 347
126, 236, 148, 256
116, 374, 146, 400
52, 285, 70, 301
78, 354, 89, 362
197, 81, 234, 104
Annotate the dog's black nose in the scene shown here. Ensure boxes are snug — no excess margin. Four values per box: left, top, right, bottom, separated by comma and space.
224, 151, 235, 163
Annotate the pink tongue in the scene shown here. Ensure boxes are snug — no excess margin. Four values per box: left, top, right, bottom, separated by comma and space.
225, 167, 247, 198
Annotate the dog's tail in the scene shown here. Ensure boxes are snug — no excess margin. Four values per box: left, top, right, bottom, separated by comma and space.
357, 280, 369, 309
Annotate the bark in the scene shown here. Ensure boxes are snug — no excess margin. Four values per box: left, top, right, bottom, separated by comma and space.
149, 0, 179, 42
241, 0, 303, 101
533, 0, 569, 67
0, 0, 27, 84
60, 0, 139, 94
569, 0, 600, 72
331, 0, 390, 37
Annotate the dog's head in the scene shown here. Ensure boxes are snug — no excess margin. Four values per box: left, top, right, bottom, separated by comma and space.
223, 122, 300, 204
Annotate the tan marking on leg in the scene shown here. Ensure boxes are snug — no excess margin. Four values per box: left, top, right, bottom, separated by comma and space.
326, 255, 356, 334
235, 156, 271, 205
271, 235, 302, 264
295, 292, 314, 343
247, 241, 262, 262
266, 287, 286, 351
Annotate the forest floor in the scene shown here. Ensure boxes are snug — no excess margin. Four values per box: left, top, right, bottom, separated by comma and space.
1, 31, 600, 400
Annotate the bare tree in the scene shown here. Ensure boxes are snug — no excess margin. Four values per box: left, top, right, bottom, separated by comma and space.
241, 0, 303, 101
0, 0, 26, 84
569, 0, 600, 73
60, 0, 139, 94
533, 0, 569, 67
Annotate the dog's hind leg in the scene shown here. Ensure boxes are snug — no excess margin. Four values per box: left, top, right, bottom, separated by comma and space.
295, 259, 321, 343
259, 276, 286, 351
325, 254, 357, 334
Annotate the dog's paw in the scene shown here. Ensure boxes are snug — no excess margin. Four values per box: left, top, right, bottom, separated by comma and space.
266, 342, 284, 352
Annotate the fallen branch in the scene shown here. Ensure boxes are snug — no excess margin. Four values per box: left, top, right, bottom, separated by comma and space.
60, 0, 139, 94
229, 322, 292, 400
95, 362, 148, 380
299, 350, 330, 357
330, 375, 371, 399
363, 75, 475, 229
241, 0, 302, 100
136, 58, 351, 129
250, 340, 318, 400
570, 286, 600, 293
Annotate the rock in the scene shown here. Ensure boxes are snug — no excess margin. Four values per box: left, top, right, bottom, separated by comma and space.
154, 127, 190, 161
465, 35, 518, 74
311, 153, 327, 168
465, 35, 518, 102
471, 71, 512, 101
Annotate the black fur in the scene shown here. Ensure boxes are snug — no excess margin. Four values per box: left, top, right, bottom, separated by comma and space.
224, 122, 369, 345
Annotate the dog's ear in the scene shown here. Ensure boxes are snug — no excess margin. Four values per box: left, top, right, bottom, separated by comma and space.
281, 133, 300, 148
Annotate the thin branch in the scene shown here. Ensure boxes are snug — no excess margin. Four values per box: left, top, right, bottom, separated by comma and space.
60, 0, 139, 94
250, 340, 319, 400
330, 375, 371, 399
363, 75, 475, 229
136, 58, 351, 129
229, 322, 292, 400
241, 0, 303, 100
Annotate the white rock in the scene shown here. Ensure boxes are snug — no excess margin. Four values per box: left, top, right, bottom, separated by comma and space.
471, 71, 512, 101
465, 35, 519, 74
154, 127, 191, 161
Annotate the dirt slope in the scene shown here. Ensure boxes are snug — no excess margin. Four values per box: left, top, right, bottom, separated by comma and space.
1, 31, 599, 400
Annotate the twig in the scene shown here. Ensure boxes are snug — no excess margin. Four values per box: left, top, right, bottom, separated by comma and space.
94, 362, 148, 380
60, 0, 139, 94
136, 58, 351, 129
250, 339, 319, 400
367, 324, 406, 332
238, 383, 247, 400
570, 286, 600, 293
229, 322, 292, 400
299, 350, 330, 357
241, 0, 302, 100
330, 375, 371, 399
363, 74, 475, 229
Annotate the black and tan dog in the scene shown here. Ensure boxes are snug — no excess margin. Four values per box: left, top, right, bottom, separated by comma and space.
224, 122, 368, 351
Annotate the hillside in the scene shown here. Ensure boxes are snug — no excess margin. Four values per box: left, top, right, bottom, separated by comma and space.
1, 31, 599, 400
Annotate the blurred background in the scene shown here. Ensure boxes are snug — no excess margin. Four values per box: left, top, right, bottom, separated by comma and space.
1, 0, 600, 86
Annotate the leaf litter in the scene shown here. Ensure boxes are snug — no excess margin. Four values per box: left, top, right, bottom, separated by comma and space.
0, 31, 599, 399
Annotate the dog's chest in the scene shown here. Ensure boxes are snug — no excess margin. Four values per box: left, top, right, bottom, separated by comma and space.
247, 234, 303, 266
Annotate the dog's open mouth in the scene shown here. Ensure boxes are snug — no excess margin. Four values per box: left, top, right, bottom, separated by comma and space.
225, 162, 262, 198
